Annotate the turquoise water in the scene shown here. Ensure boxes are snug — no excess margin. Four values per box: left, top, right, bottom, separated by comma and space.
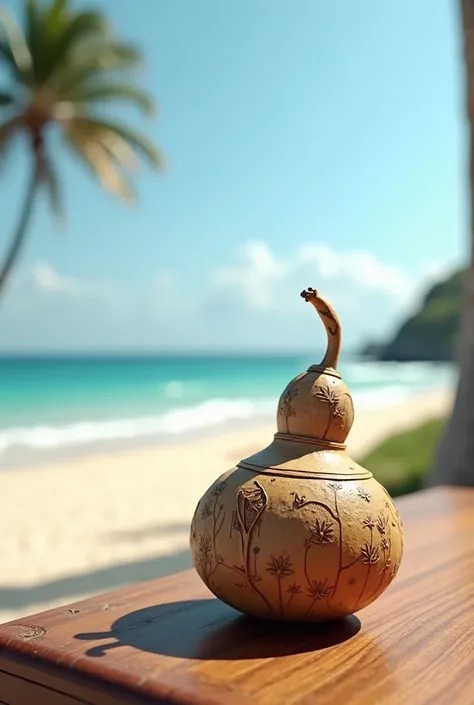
0, 355, 456, 466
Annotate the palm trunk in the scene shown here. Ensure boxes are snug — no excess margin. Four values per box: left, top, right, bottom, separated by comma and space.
0, 156, 40, 296
428, 0, 474, 486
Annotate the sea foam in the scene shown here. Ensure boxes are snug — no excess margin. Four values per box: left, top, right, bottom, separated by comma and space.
0, 384, 439, 458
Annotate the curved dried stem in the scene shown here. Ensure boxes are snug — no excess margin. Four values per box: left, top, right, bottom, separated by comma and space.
300, 287, 341, 369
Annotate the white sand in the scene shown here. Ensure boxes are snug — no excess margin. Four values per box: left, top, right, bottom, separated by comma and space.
0, 386, 452, 624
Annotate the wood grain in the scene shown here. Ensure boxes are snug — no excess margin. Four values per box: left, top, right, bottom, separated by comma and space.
1, 486, 474, 705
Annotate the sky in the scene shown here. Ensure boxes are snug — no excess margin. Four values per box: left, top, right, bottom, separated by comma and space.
0, 0, 469, 353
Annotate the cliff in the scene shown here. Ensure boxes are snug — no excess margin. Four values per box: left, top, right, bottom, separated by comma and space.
360, 269, 465, 362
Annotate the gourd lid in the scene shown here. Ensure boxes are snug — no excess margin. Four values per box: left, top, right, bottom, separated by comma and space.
237, 288, 372, 480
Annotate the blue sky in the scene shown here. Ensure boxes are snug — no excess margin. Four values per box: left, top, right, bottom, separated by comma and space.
0, 0, 469, 352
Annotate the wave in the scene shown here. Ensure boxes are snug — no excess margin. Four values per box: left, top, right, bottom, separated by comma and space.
0, 397, 276, 456
0, 382, 446, 459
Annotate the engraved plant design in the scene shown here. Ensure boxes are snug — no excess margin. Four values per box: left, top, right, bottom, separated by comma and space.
212, 481, 227, 496
230, 509, 241, 538
235, 481, 273, 612
279, 383, 298, 432
193, 478, 276, 614
354, 504, 383, 609
357, 487, 372, 503
191, 288, 403, 620
200, 499, 213, 519
194, 472, 400, 618
314, 385, 346, 438
361, 543, 380, 565
306, 579, 335, 616
252, 546, 260, 577
310, 519, 335, 545
266, 555, 295, 615
191, 478, 237, 585
196, 533, 213, 578
286, 582, 302, 609
318, 305, 339, 336
363, 515, 376, 529
367, 511, 393, 601
209, 482, 227, 565
376, 513, 389, 535
294, 483, 360, 609
328, 481, 343, 492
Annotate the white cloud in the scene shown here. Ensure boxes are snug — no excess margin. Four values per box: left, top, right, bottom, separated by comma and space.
209, 241, 289, 310
299, 246, 409, 295
206, 240, 454, 347
32, 262, 115, 302
33, 263, 82, 296
210, 241, 416, 309
0, 244, 459, 352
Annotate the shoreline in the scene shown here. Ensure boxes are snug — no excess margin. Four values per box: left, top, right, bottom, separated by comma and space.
0, 383, 454, 473
0, 385, 453, 624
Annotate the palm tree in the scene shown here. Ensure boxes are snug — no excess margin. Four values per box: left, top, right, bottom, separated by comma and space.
429, 0, 474, 486
0, 0, 163, 296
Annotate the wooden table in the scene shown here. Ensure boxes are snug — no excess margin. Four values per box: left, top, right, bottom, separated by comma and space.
1, 486, 474, 705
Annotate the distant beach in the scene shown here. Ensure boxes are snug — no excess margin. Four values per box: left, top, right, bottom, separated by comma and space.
0, 354, 454, 625
0, 354, 456, 469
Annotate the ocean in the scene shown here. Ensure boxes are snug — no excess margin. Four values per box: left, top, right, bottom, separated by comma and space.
0, 355, 456, 468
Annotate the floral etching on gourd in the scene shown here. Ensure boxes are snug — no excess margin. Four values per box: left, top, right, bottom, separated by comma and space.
291, 482, 398, 614
234, 482, 274, 611
306, 579, 335, 615
190, 289, 403, 621
192, 477, 248, 591
286, 582, 302, 609
191, 476, 401, 619
292, 482, 358, 614
318, 305, 339, 337
266, 555, 294, 615
278, 383, 299, 433
314, 386, 354, 438
197, 479, 274, 613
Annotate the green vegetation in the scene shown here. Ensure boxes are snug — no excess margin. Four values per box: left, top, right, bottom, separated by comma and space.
361, 269, 465, 362
359, 417, 446, 497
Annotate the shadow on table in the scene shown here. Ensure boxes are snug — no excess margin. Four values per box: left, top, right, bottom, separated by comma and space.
0, 547, 193, 611
75, 599, 361, 660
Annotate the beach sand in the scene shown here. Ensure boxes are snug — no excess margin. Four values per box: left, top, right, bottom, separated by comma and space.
0, 386, 452, 624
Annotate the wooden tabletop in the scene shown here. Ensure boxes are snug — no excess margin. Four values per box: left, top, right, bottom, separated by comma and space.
1, 486, 474, 705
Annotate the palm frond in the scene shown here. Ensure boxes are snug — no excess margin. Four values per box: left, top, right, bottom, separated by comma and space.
67, 117, 138, 171
0, 8, 32, 82
0, 115, 23, 168
39, 150, 64, 223
48, 44, 142, 101
69, 40, 141, 69
68, 82, 155, 116
38, 9, 107, 83
50, 40, 142, 97
72, 117, 164, 169
24, 0, 43, 80
64, 122, 135, 203
0, 91, 16, 107
45, 0, 68, 36
102, 42, 140, 66
18, 0, 109, 85
0, 0, 162, 212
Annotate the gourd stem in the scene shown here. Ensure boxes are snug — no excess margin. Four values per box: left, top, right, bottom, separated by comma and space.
300, 288, 341, 369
